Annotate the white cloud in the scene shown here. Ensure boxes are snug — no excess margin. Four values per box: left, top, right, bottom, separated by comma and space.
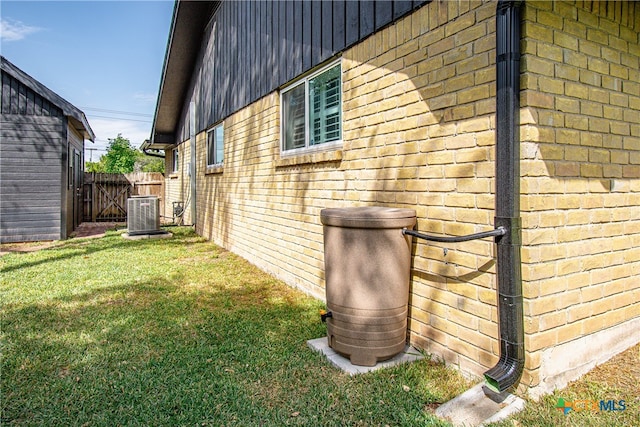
0, 18, 42, 42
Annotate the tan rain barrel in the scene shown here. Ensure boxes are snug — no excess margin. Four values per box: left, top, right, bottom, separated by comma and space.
320, 206, 416, 366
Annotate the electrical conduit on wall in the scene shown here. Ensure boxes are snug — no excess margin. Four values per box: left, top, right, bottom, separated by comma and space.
190, 101, 197, 226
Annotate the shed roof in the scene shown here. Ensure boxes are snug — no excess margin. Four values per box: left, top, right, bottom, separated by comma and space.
145, 0, 218, 151
1, 55, 95, 142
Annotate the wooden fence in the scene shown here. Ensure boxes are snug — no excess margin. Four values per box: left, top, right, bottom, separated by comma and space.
83, 172, 164, 222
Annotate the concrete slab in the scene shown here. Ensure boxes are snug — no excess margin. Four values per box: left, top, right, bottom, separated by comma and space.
435, 382, 526, 427
121, 231, 173, 240
307, 337, 424, 375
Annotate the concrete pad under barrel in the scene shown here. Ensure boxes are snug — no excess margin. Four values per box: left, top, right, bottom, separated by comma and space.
434, 382, 525, 426
307, 337, 424, 375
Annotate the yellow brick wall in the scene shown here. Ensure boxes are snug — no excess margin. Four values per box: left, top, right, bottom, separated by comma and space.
520, 1, 640, 393
343, 0, 502, 379
162, 0, 639, 396
194, 93, 335, 300
187, 0, 502, 379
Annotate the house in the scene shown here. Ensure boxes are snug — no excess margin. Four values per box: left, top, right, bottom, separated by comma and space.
146, 0, 639, 397
1, 56, 95, 243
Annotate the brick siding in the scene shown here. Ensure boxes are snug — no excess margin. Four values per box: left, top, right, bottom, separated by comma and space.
164, 0, 640, 396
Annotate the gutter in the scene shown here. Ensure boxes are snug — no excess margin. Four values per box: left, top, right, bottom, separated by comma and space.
405, 0, 524, 393
142, 147, 166, 159
483, 0, 525, 393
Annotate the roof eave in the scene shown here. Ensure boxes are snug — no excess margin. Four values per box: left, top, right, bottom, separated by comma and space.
69, 115, 96, 142
150, 0, 218, 145
1, 56, 96, 142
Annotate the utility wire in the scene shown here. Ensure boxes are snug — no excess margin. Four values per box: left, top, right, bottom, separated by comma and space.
86, 114, 152, 123
80, 106, 153, 117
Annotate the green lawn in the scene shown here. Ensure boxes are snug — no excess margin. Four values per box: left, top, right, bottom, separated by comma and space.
3, 227, 637, 426
488, 341, 639, 427
1, 227, 470, 426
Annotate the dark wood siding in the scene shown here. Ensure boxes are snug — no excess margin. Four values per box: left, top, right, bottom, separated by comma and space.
179, 0, 428, 139
1, 72, 63, 118
0, 114, 65, 243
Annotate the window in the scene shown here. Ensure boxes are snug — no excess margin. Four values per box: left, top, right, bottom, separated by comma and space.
207, 123, 224, 167
281, 61, 341, 153
172, 148, 179, 172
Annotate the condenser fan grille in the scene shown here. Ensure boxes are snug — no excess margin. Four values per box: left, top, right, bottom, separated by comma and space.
127, 196, 160, 235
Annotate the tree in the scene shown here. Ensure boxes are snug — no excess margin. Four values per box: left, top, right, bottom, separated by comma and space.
85, 157, 107, 173
103, 134, 138, 173
86, 135, 165, 174
134, 153, 165, 173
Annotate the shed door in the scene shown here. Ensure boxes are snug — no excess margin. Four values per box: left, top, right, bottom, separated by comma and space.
73, 150, 83, 228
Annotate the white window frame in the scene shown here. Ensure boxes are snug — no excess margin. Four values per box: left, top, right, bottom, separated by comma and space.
172, 147, 179, 173
280, 59, 342, 156
206, 122, 224, 168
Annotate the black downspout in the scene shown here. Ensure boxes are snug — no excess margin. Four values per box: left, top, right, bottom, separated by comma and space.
483, 0, 525, 393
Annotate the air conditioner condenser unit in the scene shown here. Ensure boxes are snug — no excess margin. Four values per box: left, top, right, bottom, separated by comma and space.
127, 196, 161, 235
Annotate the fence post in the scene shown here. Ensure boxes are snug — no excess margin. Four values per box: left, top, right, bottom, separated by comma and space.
91, 173, 97, 222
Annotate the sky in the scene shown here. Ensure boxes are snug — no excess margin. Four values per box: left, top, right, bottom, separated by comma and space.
1, 0, 175, 161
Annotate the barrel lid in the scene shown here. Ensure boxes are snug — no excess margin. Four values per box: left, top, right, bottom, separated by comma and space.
321, 206, 416, 228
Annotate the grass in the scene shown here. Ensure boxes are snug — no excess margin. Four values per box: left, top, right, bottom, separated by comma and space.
1, 227, 471, 426
488, 342, 639, 427
3, 227, 637, 426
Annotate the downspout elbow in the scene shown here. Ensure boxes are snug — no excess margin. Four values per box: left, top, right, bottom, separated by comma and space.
484, 342, 525, 393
